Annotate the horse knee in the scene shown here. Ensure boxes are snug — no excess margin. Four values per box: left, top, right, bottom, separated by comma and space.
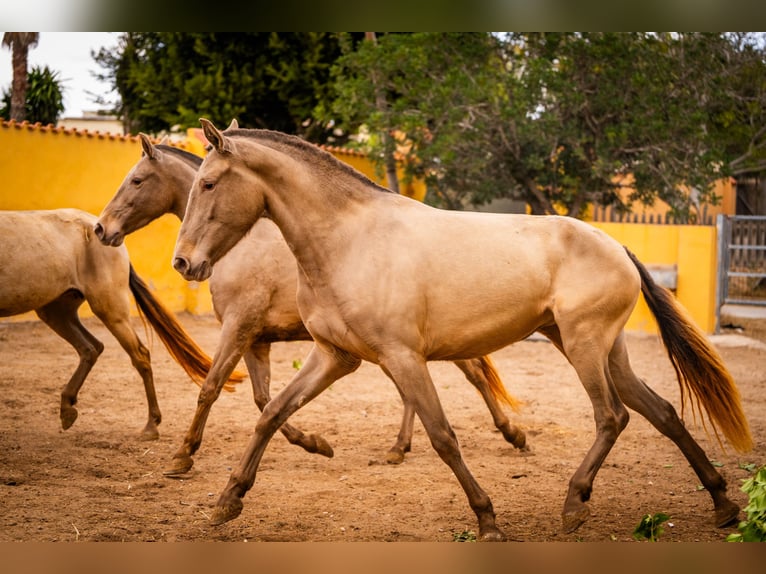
197, 384, 222, 406
78, 341, 103, 366
427, 426, 460, 457
131, 344, 152, 376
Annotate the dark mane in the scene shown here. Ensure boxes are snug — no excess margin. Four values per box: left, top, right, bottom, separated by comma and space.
157, 144, 203, 168
224, 128, 394, 195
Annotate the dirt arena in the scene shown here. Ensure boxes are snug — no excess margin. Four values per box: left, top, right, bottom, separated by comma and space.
0, 312, 764, 543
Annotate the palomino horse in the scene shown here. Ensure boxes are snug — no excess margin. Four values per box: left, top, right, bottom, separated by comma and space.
0, 208, 241, 440
173, 119, 752, 541
94, 133, 526, 475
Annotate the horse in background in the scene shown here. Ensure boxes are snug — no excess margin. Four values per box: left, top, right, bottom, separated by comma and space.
0, 208, 241, 440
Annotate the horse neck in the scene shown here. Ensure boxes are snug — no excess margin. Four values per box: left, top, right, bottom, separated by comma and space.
164, 158, 197, 221
251, 152, 373, 277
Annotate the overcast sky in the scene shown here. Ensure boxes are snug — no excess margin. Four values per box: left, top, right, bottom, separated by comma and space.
0, 32, 119, 118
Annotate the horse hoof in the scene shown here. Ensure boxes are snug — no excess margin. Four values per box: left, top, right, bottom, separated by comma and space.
479, 528, 507, 542
385, 448, 406, 465
561, 506, 590, 533
714, 500, 740, 528
60, 406, 78, 430
163, 456, 194, 477
139, 426, 160, 441
311, 434, 334, 458
210, 498, 243, 526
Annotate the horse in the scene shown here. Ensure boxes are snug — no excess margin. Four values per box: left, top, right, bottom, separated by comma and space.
0, 208, 241, 440
94, 133, 527, 476
172, 119, 753, 541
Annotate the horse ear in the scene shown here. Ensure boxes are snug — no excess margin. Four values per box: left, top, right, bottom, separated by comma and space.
200, 118, 232, 154
139, 133, 156, 160
225, 118, 239, 131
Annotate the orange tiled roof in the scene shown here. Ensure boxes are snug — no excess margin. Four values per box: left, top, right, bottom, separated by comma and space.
0, 118, 195, 150
1, 118, 366, 156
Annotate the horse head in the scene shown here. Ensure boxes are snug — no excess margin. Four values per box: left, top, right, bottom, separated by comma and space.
95, 133, 186, 246
173, 118, 266, 282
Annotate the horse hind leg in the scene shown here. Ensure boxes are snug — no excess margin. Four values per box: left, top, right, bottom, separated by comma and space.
454, 358, 528, 451
35, 290, 104, 430
554, 326, 630, 533
244, 342, 334, 457
90, 301, 160, 441
608, 333, 740, 528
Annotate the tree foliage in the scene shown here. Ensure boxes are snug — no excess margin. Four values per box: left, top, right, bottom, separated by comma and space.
1, 65, 65, 125
93, 32, 352, 143
327, 32, 766, 217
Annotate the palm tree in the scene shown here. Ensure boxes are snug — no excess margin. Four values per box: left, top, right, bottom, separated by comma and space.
2, 32, 40, 121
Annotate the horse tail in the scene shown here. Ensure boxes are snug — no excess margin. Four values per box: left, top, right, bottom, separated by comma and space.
624, 247, 752, 453
128, 265, 245, 392
479, 355, 523, 413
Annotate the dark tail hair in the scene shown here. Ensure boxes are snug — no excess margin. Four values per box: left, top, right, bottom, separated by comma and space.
624, 247, 752, 452
479, 355, 522, 413
129, 265, 245, 392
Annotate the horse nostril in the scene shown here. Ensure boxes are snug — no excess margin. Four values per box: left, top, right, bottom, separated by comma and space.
173, 256, 189, 275
93, 222, 104, 239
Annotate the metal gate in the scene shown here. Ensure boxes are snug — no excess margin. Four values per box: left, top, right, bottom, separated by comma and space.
716, 215, 766, 321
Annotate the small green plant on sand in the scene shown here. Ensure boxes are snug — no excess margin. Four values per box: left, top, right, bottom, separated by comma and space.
292, 359, 303, 370
727, 465, 766, 542
633, 513, 671, 541
452, 530, 477, 542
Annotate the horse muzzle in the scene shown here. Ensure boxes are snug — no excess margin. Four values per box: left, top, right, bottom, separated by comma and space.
93, 222, 124, 247
173, 255, 212, 282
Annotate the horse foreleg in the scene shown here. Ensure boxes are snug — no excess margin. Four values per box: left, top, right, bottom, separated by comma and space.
211, 343, 359, 526
36, 292, 104, 431
454, 358, 528, 451
165, 323, 248, 476
244, 342, 333, 458
608, 333, 740, 527
380, 352, 505, 542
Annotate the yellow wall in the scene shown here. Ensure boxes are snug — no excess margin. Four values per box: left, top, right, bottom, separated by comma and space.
1, 120, 718, 333
591, 222, 717, 334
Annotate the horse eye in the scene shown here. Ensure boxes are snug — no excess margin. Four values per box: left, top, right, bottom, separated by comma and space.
131, 177, 142, 186
203, 182, 215, 191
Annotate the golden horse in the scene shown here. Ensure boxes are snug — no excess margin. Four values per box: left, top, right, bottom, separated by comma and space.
0, 208, 240, 440
173, 119, 752, 541
95, 132, 527, 475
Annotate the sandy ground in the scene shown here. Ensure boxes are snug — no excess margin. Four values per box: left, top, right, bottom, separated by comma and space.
0, 312, 764, 543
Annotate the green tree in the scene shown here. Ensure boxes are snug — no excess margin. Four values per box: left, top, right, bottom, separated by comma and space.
328, 32, 766, 218
1, 65, 65, 125
93, 32, 351, 142
1, 32, 39, 122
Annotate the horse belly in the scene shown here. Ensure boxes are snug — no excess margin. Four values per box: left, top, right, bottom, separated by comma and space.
423, 287, 552, 360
